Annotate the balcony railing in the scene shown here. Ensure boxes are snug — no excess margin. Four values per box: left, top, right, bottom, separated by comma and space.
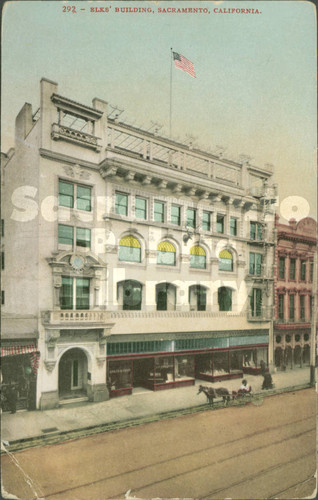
274, 317, 312, 325
42, 310, 112, 326
247, 307, 272, 322
51, 123, 101, 151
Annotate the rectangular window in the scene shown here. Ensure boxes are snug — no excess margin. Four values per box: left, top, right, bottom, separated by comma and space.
1, 219, 4, 238
300, 261, 306, 281
59, 180, 74, 208
230, 217, 237, 236
202, 211, 211, 231
289, 294, 295, 320
61, 277, 73, 309
310, 262, 314, 282
186, 208, 196, 229
76, 227, 91, 248
250, 222, 262, 241
249, 252, 255, 274
1, 252, 4, 271
216, 214, 224, 233
289, 258, 296, 280
58, 224, 74, 246
171, 205, 181, 226
250, 289, 262, 317
76, 278, 90, 310
1, 290, 4, 305
278, 294, 284, 320
249, 253, 262, 275
154, 201, 165, 222
300, 295, 305, 320
310, 295, 313, 318
279, 257, 285, 279
76, 185, 91, 211
115, 192, 128, 216
135, 197, 147, 220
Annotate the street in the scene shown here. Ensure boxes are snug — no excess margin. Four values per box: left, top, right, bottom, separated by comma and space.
2, 388, 316, 500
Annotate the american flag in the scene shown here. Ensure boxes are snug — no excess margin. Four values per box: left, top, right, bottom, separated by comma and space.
173, 52, 196, 78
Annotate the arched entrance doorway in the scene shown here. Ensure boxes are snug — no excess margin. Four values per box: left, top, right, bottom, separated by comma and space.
58, 348, 88, 400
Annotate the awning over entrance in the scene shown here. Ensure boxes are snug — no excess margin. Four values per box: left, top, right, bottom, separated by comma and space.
1, 344, 40, 374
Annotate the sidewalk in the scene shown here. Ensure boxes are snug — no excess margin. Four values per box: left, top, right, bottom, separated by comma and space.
1, 368, 313, 445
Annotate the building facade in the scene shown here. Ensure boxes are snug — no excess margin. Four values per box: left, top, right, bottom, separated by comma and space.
1, 78, 277, 410
273, 216, 317, 372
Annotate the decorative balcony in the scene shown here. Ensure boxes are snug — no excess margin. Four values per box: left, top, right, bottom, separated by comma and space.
51, 123, 101, 151
42, 310, 112, 327
247, 307, 272, 322
274, 317, 312, 326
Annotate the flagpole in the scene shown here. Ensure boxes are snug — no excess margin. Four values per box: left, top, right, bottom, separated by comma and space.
170, 47, 173, 138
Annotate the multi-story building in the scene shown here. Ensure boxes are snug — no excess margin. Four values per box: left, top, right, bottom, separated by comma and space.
273, 216, 317, 372
1, 78, 276, 411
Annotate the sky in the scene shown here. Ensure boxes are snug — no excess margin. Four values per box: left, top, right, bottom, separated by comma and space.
1, 0, 317, 221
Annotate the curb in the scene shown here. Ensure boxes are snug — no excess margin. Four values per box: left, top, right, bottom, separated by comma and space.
1, 383, 312, 454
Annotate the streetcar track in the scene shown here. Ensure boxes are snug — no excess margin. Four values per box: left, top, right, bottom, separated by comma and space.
267, 473, 316, 499
38, 421, 315, 499
200, 451, 315, 499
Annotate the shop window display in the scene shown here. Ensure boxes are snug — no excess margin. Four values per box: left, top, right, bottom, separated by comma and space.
242, 349, 257, 368
108, 360, 132, 391
230, 351, 243, 373
174, 356, 194, 381
213, 351, 229, 376
154, 357, 174, 384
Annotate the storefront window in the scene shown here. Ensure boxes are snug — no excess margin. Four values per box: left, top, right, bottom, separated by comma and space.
108, 360, 132, 390
195, 353, 212, 376
154, 357, 174, 384
213, 351, 229, 376
230, 351, 243, 373
242, 349, 257, 368
174, 356, 194, 380
257, 347, 267, 365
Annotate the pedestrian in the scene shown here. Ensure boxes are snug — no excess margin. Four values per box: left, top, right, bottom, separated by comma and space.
239, 379, 250, 392
262, 373, 273, 390
260, 360, 266, 377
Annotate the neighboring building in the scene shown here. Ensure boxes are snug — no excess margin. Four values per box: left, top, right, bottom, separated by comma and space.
1, 78, 276, 410
273, 216, 317, 371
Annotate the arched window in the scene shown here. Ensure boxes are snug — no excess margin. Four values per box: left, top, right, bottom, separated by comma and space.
157, 241, 176, 266
118, 280, 142, 310
156, 283, 176, 311
218, 287, 232, 311
189, 285, 207, 311
219, 249, 233, 271
190, 246, 206, 269
119, 236, 141, 263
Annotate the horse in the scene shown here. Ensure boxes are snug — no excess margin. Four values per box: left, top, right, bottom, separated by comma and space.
197, 385, 231, 405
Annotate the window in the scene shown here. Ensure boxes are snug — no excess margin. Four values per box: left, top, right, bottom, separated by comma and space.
289, 294, 295, 320
58, 180, 91, 211
218, 287, 232, 311
171, 205, 181, 226
1, 219, 4, 238
186, 208, 196, 229
156, 283, 176, 311
135, 197, 147, 220
189, 285, 207, 311
1, 291, 4, 305
119, 236, 141, 263
219, 249, 233, 271
250, 222, 262, 241
249, 253, 262, 275
278, 294, 284, 320
279, 257, 285, 279
190, 246, 206, 269
115, 192, 128, 216
60, 277, 90, 310
121, 280, 142, 310
310, 296, 313, 318
230, 217, 237, 236
58, 225, 91, 249
1, 252, 4, 270
216, 214, 225, 233
289, 258, 296, 280
154, 201, 165, 222
310, 262, 314, 282
300, 295, 305, 320
58, 224, 74, 246
202, 211, 211, 231
300, 261, 306, 281
250, 288, 262, 317
157, 241, 176, 266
